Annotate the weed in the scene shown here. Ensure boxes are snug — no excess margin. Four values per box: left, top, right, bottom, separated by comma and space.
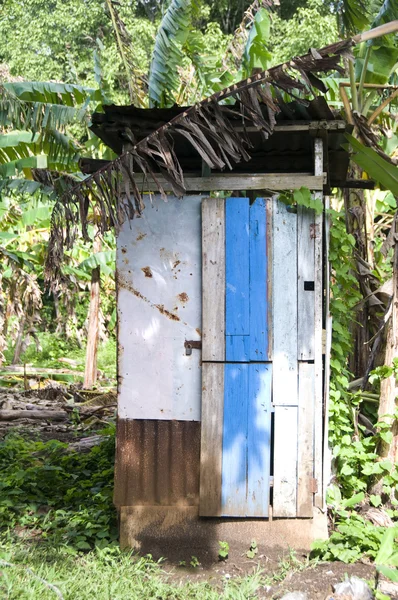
218, 540, 229, 561
246, 539, 258, 559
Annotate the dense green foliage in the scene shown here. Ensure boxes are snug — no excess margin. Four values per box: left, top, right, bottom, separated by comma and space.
0, 430, 117, 549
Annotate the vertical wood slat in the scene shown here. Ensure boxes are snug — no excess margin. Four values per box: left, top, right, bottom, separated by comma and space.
249, 198, 269, 361
225, 197, 250, 337
202, 198, 225, 362
272, 199, 298, 406
221, 363, 248, 516
314, 137, 324, 508
323, 195, 332, 508
226, 335, 250, 362
273, 406, 298, 517
297, 206, 315, 360
297, 363, 315, 517
247, 363, 272, 517
199, 363, 224, 516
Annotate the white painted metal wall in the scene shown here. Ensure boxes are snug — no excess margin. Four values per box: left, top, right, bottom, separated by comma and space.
117, 195, 203, 420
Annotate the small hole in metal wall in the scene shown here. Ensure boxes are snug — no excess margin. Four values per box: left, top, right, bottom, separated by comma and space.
304, 281, 315, 291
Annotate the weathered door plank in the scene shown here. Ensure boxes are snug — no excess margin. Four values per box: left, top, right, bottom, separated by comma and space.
297, 206, 315, 360
225, 197, 250, 340
202, 198, 225, 362
273, 405, 298, 517
221, 363, 248, 516
247, 363, 272, 516
249, 198, 269, 361
297, 362, 315, 517
199, 363, 224, 516
272, 200, 298, 406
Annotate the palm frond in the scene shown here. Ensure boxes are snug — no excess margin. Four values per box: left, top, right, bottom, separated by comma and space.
0, 82, 102, 133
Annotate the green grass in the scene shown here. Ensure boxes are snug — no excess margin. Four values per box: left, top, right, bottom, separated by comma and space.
0, 543, 270, 600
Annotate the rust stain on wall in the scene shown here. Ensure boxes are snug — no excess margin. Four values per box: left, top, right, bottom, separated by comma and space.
117, 275, 180, 322
155, 304, 180, 321
136, 232, 147, 241
141, 266, 153, 278
114, 419, 201, 507
177, 292, 189, 304
172, 259, 181, 269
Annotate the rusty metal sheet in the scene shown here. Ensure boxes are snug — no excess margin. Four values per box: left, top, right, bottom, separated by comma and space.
117, 195, 203, 421
114, 419, 200, 507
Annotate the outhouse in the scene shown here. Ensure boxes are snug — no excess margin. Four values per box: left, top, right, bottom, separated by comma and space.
86, 92, 353, 555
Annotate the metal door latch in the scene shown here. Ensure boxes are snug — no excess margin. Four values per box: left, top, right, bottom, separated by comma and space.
184, 340, 202, 355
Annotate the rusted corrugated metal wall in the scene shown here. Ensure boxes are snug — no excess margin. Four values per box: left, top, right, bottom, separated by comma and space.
114, 419, 200, 507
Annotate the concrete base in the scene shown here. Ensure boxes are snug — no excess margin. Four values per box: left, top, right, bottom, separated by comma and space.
120, 506, 328, 561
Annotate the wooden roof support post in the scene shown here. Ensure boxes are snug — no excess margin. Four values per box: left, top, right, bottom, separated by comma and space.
313, 138, 324, 510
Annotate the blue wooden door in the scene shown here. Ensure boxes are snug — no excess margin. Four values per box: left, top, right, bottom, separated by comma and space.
200, 197, 272, 517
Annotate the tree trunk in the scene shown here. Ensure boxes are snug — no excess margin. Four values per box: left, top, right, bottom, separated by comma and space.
84, 239, 101, 389
371, 210, 398, 495
12, 315, 26, 364
378, 225, 398, 460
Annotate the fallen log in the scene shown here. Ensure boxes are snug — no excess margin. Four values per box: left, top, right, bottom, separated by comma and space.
0, 410, 68, 421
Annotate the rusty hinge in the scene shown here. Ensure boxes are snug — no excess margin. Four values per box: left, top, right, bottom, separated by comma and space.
310, 478, 318, 494
185, 340, 202, 355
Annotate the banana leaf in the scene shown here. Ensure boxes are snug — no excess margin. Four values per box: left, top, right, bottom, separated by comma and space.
345, 134, 398, 196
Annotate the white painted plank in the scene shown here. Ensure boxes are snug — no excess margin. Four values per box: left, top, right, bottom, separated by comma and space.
297, 362, 315, 517
297, 206, 315, 360
199, 363, 224, 516
313, 138, 324, 508
202, 198, 225, 362
272, 199, 298, 406
273, 406, 298, 517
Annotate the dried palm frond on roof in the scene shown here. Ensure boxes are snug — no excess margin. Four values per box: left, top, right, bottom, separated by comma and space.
45, 23, 398, 279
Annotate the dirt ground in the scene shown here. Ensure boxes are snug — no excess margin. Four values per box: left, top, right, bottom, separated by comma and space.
163, 554, 377, 599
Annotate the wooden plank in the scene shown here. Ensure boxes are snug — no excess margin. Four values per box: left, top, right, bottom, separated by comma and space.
297, 362, 315, 517
272, 199, 298, 405
323, 194, 332, 508
249, 197, 269, 361
297, 205, 315, 360
202, 198, 225, 362
313, 137, 324, 509
199, 363, 224, 516
247, 363, 272, 517
273, 406, 298, 517
225, 335, 250, 362
221, 363, 248, 516
225, 197, 250, 337
128, 174, 325, 192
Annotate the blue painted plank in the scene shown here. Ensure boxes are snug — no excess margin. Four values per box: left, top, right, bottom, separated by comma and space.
225, 197, 250, 336
249, 197, 269, 361
221, 363, 248, 516
226, 335, 250, 362
247, 363, 272, 516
